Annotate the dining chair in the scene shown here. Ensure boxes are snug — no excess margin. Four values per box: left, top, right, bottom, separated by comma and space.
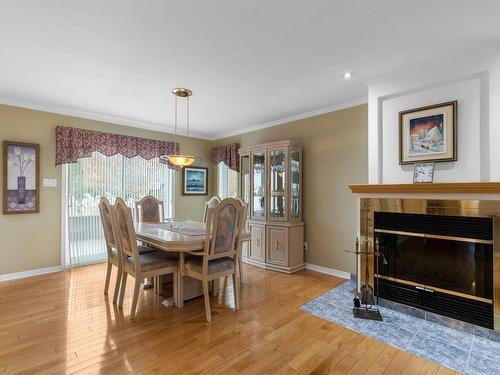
98, 197, 123, 304
135, 195, 164, 223
135, 195, 167, 290
214, 196, 248, 296
114, 198, 179, 318
99, 197, 159, 302
235, 197, 248, 281
180, 197, 245, 322
202, 195, 221, 223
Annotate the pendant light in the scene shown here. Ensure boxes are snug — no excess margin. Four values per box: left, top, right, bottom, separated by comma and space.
161, 88, 195, 167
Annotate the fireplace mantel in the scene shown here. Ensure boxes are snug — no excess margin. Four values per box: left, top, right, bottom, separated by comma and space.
349, 182, 500, 194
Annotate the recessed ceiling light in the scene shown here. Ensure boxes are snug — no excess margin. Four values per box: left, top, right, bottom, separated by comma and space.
343, 72, 352, 79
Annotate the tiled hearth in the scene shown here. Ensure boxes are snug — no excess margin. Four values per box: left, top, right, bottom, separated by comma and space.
301, 281, 500, 375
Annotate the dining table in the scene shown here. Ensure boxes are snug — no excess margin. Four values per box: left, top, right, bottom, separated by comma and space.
134, 219, 250, 307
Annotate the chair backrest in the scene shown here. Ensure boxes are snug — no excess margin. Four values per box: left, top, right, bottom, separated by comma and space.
235, 197, 248, 227
98, 197, 118, 258
203, 195, 221, 223
135, 195, 164, 223
205, 198, 245, 256
114, 197, 141, 266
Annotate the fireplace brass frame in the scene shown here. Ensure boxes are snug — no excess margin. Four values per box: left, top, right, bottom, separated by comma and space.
360, 198, 500, 332
375, 274, 493, 304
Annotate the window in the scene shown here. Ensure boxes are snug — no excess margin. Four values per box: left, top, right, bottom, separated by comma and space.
65, 152, 174, 267
217, 162, 239, 198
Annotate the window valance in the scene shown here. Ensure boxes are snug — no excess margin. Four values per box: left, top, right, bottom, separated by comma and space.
211, 143, 240, 172
55, 126, 179, 169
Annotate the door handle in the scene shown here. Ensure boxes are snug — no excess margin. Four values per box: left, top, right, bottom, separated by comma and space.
415, 286, 435, 293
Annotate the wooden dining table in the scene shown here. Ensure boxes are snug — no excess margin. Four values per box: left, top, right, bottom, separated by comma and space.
134, 220, 250, 307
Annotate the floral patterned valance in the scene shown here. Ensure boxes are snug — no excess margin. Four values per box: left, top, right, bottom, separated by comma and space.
212, 143, 239, 172
55, 126, 179, 169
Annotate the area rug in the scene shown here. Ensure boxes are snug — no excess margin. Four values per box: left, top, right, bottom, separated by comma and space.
300, 281, 500, 374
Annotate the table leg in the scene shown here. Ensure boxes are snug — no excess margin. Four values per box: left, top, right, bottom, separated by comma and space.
177, 272, 184, 308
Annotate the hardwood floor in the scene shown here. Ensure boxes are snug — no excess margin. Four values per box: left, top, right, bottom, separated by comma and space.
0, 263, 459, 374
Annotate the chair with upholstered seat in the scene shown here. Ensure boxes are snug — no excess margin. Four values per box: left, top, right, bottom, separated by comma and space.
213, 197, 248, 296
202, 196, 221, 223
135, 195, 168, 291
180, 197, 245, 322
99, 197, 159, 304
235, 197, 248, 281
114, 198, 179, 318
98, 197, 123, 304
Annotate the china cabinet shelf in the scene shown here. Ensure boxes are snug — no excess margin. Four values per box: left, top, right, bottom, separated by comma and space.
239, 140, 304, 273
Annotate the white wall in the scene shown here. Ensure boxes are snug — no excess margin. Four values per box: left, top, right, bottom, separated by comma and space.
368, 45, 500, 183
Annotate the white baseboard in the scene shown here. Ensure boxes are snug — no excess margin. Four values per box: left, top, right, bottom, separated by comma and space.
304, 263, 351, 280
0, 265, 63, 282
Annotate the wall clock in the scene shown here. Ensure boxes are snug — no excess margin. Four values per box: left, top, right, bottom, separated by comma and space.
413, 163, 434, 183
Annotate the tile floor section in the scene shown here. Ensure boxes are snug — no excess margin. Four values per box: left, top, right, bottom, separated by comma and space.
300, 281, 500, 374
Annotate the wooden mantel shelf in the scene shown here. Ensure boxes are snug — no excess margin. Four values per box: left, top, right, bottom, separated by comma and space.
349, 182, 500, 194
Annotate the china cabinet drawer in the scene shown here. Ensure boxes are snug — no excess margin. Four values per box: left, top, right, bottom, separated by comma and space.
249, 224, 265, 261
266, 226, 288, 266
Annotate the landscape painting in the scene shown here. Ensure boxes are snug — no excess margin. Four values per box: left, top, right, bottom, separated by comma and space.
409, 114, 444, 155
182, 167, 208, 195
3, 141, 40, 214
399, 101, 457, 164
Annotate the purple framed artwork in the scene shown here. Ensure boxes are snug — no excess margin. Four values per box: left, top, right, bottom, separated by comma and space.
3, 141, 40, 214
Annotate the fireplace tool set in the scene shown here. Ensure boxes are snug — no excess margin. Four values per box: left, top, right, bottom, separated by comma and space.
345, 238, 387, 321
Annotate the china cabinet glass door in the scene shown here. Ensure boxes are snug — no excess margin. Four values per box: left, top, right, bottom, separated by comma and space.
269, 148, 286, 220
251, 151, 266, 218
240, 154, 250, 209
290, 148, 301, 220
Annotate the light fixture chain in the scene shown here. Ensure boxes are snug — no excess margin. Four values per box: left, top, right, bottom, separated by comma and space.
174, 94, 178, 136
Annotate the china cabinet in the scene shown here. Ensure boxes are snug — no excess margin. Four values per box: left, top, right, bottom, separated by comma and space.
239, 140, 304, 273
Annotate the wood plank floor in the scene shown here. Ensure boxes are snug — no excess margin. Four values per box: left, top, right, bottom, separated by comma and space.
0, 263, 459, 374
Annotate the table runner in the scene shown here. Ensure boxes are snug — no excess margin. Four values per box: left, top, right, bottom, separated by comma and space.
151, 222, 206, 236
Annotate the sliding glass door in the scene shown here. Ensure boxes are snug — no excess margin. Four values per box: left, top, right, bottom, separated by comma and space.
66, 152, 174, 267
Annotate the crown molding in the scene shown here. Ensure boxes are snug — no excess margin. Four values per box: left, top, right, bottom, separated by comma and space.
211, 97, 368, 140
0, 96, 212, 140
0, 95, 368, 141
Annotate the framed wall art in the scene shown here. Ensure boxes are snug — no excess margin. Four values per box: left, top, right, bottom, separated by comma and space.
399, 101, 457, 165
3, 141, 40, 214
182, 166, 208, 195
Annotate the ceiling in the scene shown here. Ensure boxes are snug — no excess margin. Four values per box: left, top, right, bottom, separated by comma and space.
0, 1, 499, 139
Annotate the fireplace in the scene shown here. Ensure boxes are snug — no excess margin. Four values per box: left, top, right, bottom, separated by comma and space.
349, 191, 500, 333
374, 212, 494, 328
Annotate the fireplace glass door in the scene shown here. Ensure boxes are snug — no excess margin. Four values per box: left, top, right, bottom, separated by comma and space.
376, 232, 493, 301
423, 238, 492, 299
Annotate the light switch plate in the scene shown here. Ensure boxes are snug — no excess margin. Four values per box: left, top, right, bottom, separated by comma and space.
42, 178, 57, 187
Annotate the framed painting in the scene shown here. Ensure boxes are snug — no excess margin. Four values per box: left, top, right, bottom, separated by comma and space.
3, 141, 40, 214
182, 166, 208, 195
399, 101, 457, 164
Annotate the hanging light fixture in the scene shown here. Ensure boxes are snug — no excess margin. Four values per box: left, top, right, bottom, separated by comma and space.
160, 88, 195, 168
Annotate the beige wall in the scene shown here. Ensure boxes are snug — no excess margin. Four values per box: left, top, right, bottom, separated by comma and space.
215, 104, 368, 273
0, 103, 367, 276
0, 104, 213, 275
